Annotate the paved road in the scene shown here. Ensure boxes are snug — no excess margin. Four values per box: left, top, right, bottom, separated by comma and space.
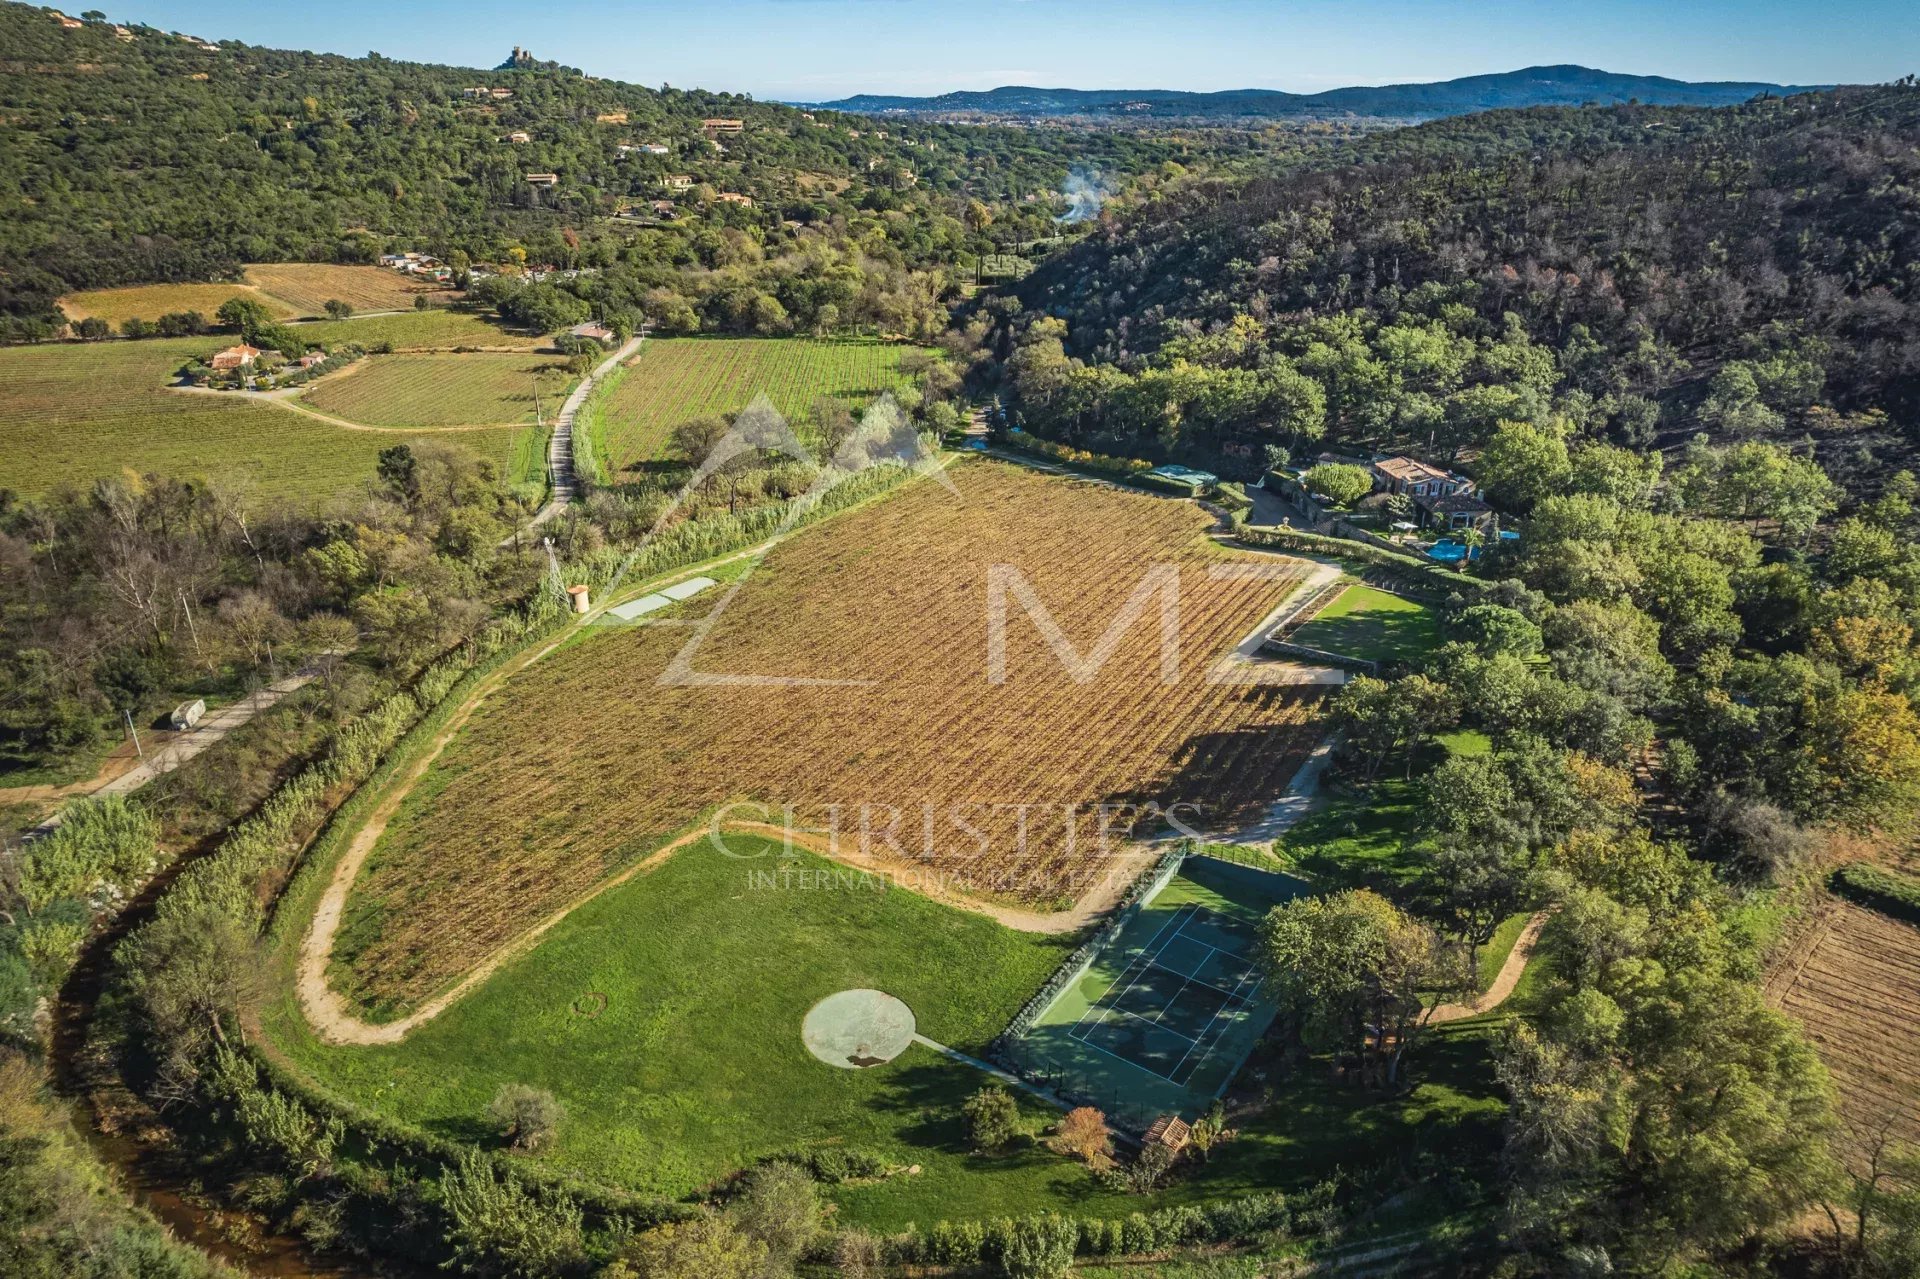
16, 667, 322, 842
523, 333, 645, 535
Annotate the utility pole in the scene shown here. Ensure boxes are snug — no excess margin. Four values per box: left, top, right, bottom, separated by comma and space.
124, 709, 144, 761
531, 374, 545, 428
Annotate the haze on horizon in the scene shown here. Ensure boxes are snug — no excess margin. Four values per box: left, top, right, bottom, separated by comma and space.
85, 0, 1913, 100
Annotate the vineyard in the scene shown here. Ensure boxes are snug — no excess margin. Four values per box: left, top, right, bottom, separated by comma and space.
242, 263, 455, 315
588, 337, 920, 475
0, 338, 526, 501
329, 461, 1329, 1016
303, 353, 579, 428
1771, 901, 1920, 1164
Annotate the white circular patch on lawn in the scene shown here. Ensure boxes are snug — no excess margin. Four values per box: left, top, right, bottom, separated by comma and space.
802, 989, 916, 1069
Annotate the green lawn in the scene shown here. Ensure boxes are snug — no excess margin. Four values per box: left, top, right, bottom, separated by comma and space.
267, 836, 1115, 1226
1287, 584, 1441, 665
265, 829, 1511, 1230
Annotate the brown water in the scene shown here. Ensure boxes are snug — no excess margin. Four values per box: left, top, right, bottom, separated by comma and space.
50, 835, 420, 1278
70, 1097, 384, 1279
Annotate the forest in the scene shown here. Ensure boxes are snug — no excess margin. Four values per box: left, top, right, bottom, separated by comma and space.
0, 4, 1281, 344
1001, 83, 1920, 492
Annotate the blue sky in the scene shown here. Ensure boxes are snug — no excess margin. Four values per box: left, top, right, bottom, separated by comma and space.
106, 1, 1914, 100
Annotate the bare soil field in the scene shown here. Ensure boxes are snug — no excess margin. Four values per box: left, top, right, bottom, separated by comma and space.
243, 263, 454, 315
1770, 900, 1920, 1163
58, 281, 294, 327
331, 462, 1328, 1016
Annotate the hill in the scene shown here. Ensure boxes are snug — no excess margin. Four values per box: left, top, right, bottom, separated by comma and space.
996, 84, 1920, 494
809, 65, 1824, 120
0, 4, 1192, 341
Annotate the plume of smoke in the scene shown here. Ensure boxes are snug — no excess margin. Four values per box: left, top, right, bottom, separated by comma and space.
1056, 167, 1114, 224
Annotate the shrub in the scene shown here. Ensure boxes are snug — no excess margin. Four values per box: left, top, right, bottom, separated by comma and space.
1003, 429, 1154, 478
784, 1145, 884, 1183
728, 1160, 819, 1265
17, 794, 158, 912
488, 1083, 563, 1152
996, 1213, 1078, 1279
962, 1083, 1021, 1152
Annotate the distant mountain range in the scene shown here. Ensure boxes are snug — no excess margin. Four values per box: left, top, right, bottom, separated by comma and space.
804, 65, 1827, 121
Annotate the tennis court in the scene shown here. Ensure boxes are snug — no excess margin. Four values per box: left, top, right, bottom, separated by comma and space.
1002, 855, 1310, 1127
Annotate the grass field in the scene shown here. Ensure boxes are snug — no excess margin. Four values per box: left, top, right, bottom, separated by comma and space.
271, 836, 1109, 1223
243, 263, 454, 315
58, 281, 294, 328
589, 338, 919, 475
0, 337, 530, 502
304, 353, 578, 428
330, 461, 1329, 1017
269, 833, 1509, 1231
1286, 584, 1441, 665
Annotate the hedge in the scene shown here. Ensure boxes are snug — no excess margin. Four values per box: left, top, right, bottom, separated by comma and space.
886, 1181, 1335, 1267
1230, 525, 1494, 599
1832, 863, 1920, 926
1002, 428, 1156, 479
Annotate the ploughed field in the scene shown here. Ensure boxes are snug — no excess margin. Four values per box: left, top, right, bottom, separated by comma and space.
590, 337, 918, 474
241, 263, 454, 315
332, 462, 1327, 1016
1771, 901, 1920, 1163
0, 332, 530, 501
304, 352, 578, 428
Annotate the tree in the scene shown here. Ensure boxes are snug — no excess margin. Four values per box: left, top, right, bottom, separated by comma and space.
1447, 603, 1542, 659
1300, 461, 1372, 508
1047, 1106, 1113, 1172
1478, 419, 1571, 512
1262, 889, 1459, 1086
1328, 674, 1457, 780
1502, 851, 1840, 1270
438, 1151, 586, 1279
322, 298, 352, 319
118, 903, 265, 1093
376, 443, 419, 506
1699, 362, 1783, 437
488, 1084, 562, 1152
962, 1083, 1021, 1152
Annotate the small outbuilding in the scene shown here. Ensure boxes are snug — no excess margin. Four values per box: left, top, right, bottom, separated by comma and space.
1142, 1115, 1191, 1153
